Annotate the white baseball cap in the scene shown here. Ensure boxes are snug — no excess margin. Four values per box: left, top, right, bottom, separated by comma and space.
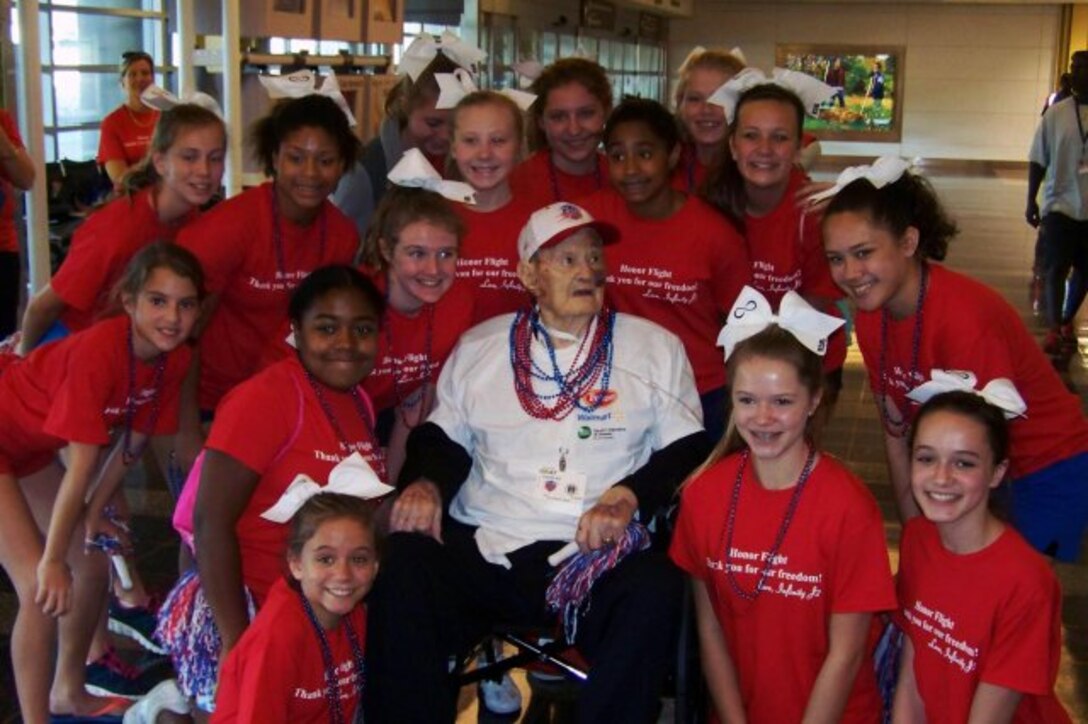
517, 202, 618, 261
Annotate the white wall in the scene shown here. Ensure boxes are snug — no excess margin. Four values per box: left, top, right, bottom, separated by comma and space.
669, 2, 1061, 161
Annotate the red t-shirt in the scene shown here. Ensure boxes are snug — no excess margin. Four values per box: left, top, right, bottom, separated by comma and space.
670, 452, 896, 724
743, 169, 846, 372
213, 577, 366, 724
178, 183, 359, 410
0, 315, 189, 476
362, 271, 475, 413
97, 105, 160, 168
0, 110, 24, 253
854, 263, 1088, 477
669, 143, 710, 195
51, 188, 196, 331
204, 355, 384, 602
453, 196, 536, 325
895, 518, 1071, 724
582, 188, 751, 393
508, 150, 609, 210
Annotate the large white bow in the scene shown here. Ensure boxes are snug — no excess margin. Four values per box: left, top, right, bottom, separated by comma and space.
141, 85, 223, 117
398, 30, 488, 82
257, 70, 356, 127
708, 67, 835, 124
906, 369, 1027, 419
260, 451, 394, 523
434, 68, 537, 111
806, 156, 914, 205
387, 148, 476, 204
717, 286, 844, 361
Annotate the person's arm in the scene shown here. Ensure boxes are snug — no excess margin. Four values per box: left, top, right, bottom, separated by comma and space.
103, 159, 128, 187
967, 683, 1022, 724
83, 432, 146, 545
801, 611, 872, 724
0, 124, 34, 190
891, 637, 925, 723
18, 284, 68, 355
693, 579, 748, 724
193, 449, 261, 653
388, 422, 472, 542
1026, 161, 1046, 228
36, 441, 101, 617
884, 428, 920, 522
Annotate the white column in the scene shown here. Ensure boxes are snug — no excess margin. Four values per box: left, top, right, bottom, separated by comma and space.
15, 0, 50, 292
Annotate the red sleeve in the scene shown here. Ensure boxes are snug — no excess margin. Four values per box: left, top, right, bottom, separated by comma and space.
205, 365, 298, 475
41, 328, 120, 445
799, 210, 843, 301
50, 197, 136, 311
0, 110, 23, 154
828, 472, 897, 614
980, 563, 1063, 695
96, 109, 126, 165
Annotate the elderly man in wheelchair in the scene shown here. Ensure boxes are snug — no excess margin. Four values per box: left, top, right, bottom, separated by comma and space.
365, 202, 711, 723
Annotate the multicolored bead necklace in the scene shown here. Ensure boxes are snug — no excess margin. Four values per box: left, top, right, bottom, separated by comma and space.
298, 590, 366, 724
878, 264, 929, 437
384, 302, 435, 429
509, 306, 615, 420
306, 372, 388, 482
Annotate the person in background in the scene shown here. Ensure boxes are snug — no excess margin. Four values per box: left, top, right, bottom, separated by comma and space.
509, 57, 612, 208
0, 108, 35, 338
1027, 51, 1088, 355
98, 51, 160, 187
672, 47, 746, 194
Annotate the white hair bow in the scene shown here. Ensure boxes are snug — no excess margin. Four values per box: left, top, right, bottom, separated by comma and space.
140, 85, 223, 117
708, 67, 835, 124
906, 370, 1027, 419
398, 30, 488, 82
257, 70, 356, 127
513, 58, 544, 89
388, 148, 476, 204
260, 451, 394, 524
805, 156, 914, 205
717, 286, 844, 361
434, 68, 537, 111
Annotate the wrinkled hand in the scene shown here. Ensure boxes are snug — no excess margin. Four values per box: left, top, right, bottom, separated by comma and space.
575, 486, 638, 553
35, 558, 73, 617
390, 480, 443, 542
1026, 200, 1041, 228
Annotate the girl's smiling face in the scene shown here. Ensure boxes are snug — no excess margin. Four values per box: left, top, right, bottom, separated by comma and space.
450, 102, 519, 195
822, 210, 921, 316
605, 120, 679, 216
729, 98, 800, 194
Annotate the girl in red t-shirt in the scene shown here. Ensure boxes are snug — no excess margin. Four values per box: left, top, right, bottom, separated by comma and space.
449, 91, 538, 323
821, 165, 1088, 561
212, 493, 378, 724
703, 83, 847, 404
895, 390, 1071, 723
0, 243, 203, 722
20, 103, 226, 353
157, 265, 387, 715
98, 50, 161, 186
509, 58, 613, 209
359, 185, 473, 481
670, 288, 895, 724
179, 95, 363, 414
672, 47, 745, 194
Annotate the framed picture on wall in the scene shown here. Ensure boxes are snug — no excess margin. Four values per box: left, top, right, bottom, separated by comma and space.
775, 44, 905, 142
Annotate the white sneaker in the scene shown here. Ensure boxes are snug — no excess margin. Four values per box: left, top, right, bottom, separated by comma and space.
479, 672, 522, 715
123, 679, 191, 724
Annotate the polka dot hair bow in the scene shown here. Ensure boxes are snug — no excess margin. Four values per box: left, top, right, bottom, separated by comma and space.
434, 67, 537, 111
805, 155, 915, 205
258, 70, 356, 127
140, 85, 223, 117
708, 66, 835, 124
387, 148, 477, 205
717, 286, 844, 361
260, 451, 394, 523
906, 370, 1027, 419
398, 30, 488, 82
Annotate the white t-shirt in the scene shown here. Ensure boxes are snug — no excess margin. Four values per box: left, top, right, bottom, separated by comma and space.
429, 311, 704, 563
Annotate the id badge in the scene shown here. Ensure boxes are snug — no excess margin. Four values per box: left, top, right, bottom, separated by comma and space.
535, 467, 588, 515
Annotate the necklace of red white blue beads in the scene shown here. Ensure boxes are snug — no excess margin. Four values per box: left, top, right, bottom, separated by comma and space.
721, 446, 817, 601
509, 306, 615, 420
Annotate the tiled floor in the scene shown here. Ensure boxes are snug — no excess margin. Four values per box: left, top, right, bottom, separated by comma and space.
2, 165, 1086, 722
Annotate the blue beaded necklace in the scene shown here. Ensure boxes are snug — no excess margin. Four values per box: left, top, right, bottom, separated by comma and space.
298, 589, 366, 724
